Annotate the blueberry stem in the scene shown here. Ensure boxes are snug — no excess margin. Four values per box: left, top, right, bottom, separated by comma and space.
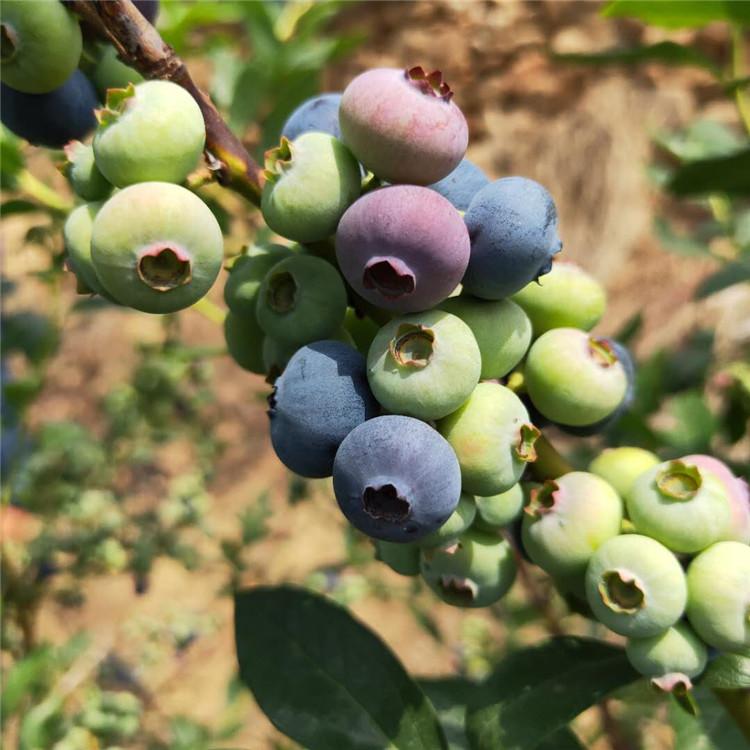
529, 432, 572, 480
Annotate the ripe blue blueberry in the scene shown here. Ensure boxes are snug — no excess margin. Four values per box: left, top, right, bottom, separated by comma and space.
281, 92, 343, 141
269, 340, 379, 478
333, 415, 461, 542
427, 158, 490, 211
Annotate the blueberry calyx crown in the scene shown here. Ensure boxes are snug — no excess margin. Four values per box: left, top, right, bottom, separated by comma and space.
59, 140, 85, 179
439, 574, 478, 604
266, 271, 297, 314
599, 569, 645, 614
137, 244, 192, 292
405, 66, 454, 102
0, 23, 18, 63
363, 257, 416, 300
651, 673, 694, 696
515, 423, 540, 463
588, 337, 619, 368
656, 461, 702, 501
525, 480, 558, 518
266, 386, 277, 418
95, 83, 137, 127
388, 323, 434, 369
362, 483, 411, 522
263, 137, 293, 183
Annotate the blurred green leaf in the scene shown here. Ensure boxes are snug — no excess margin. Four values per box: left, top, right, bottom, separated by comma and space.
1, 647, 55, 724
1, 126, 24, 190
702, 653, 750, 689
664, 330, 715, 392
235, 586, 448, 750
465, 637, 637, 750
657, 390, 716, 453
654, 218, 711, 257
667, 149, 750, 196
654, 120, 742, 161
0, 200, 42, 217
695, 260, 750, 297
554, 41, 718, 74
419, 677, 477, 750
603, 1, 750, 28
669, 687, 748, 749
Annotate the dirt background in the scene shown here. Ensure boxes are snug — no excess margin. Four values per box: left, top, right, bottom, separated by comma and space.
3, 1, 749, 748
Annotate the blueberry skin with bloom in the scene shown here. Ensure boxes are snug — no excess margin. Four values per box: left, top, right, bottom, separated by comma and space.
428, 158, 490, 211
336, 185, 470, 313
462, 177, 562, 300
269, 340, 379, 478
281, 93, 343, 141
333, 415, 462, 543
1, 72, 97, 149
589, 447, 660, 499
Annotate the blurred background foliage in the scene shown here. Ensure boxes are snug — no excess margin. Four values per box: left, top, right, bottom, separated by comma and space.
1, 1, 749, 749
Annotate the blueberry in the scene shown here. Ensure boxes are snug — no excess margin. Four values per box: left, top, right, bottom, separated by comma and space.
418, 493, 477, 549
344, 308, 380, 356
474, 483, 525, 531
90, 182, 223, 314
256, 255, 348, 347
511, 261, 605, 336
336, 185, 470, 313
90, 46, 144, 100
64, 202, 109, 297
366, 310, 481, 420
420, 529, 517, 608
332, 415, 461, 542
223, 245, 294, 317
281, 92, 343, 141
224, 311, 265, 375
686, 541, 750, 653
626, 460, 733, 554
589, 447, 660, 499
340, 66, 468, 185
93, 81, 205, 187
585, 534, 687, 638
1, 0, 82, 93
462, 177, 562, 300
269, 340, 379, 478
1, 72, 97, 149
62, 141, 112, 202
427, 158, 490, 211
375, 540, 420, 577
439, 296, 532, 379
521, 472, 623, 582
524, 329, 629, 427
626, 622, 708, 690
262, 133, 361, 243
262, 326, 355, 379
438, 382, 540, 496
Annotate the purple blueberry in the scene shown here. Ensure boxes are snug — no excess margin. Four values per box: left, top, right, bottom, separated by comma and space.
336, 186, 470, 313
1, 71, 97, 148
462, 177, 562, 300
339, 66, 468, 185
428, 158, 490, 211
281, 93, 342, 141
333, 415, 462, 542
268, 340, 379, 478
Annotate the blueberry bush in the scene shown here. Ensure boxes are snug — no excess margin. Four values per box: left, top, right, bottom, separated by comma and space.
2, 1, 749, 749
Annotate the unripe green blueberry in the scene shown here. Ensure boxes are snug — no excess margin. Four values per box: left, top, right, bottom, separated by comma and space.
1, 0, 83, 94
367, 311, 481, 420
90, 182, 223, 314
522, 472, 623, 579
438, 382, 539, 496
93, 81, 205, 187
439, 296, 532, 379
375, 540, 420, 576
589, 447, 660, 499
261, 133, 361, 243
90, 45, 143, 100
511, 261, 606, 336
256, 255, 347, 347
419, 493, 477, 548
686, 541, 750, 653
224, 311, 265, 375
223, 244, 293, 316
64, 202, 108, 297
585, 534, 687, 637
62, 141, 112, 202
626, 460, 733, 554
420, 529, 517, 608
625, 622, 708, 688
344, 308, 380, 355
525, 328, 628, 427
474, 483, 525, 531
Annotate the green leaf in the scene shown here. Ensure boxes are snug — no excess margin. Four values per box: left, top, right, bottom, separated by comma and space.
603, 1, 750, 28
667, 149, 750, 196
465, 637, 637, 750
419, 677, 476, 750
553, 41, 718, 74
702, 652, 750, 689
695, 261, 750, 298
657, 390, 716, 453
654, 218, 712, 257
535, 728, 586, 750
0, 200, 41, 217
0, 125, 24, 189
669, 687, 748, 749
234, 586, 448, 750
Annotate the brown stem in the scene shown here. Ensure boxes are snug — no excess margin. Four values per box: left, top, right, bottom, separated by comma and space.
530, 432, 573, 480
68, 0, 264, 205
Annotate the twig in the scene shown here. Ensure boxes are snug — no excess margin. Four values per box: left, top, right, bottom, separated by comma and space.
68, 0, 264, 206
